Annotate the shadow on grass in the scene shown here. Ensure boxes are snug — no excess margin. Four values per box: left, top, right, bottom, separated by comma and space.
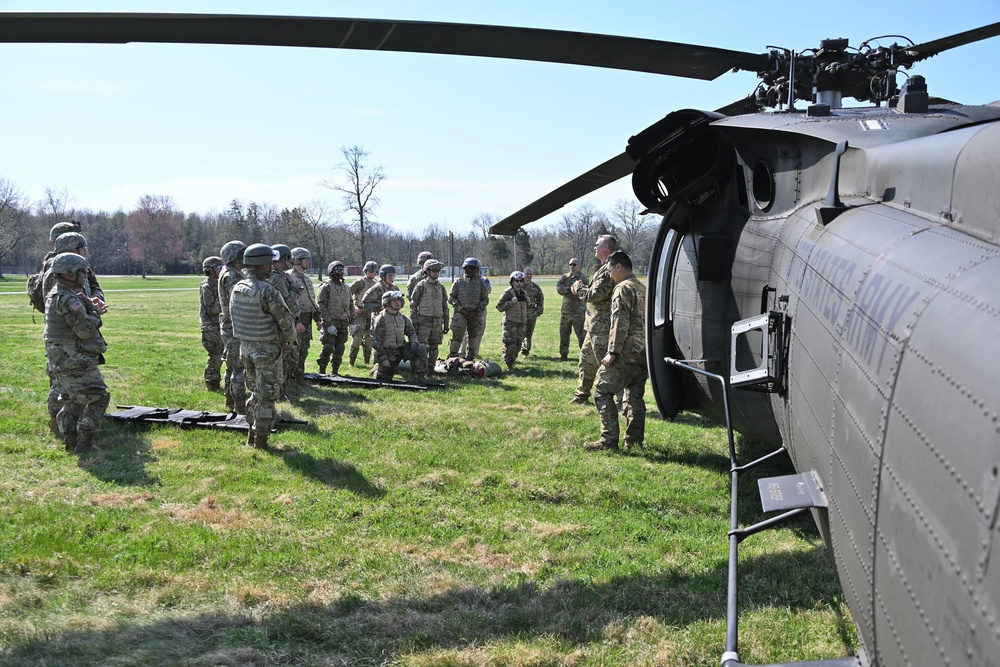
77, 424, 159, 486
0, 547, 855, 666
268, 445, 385, 498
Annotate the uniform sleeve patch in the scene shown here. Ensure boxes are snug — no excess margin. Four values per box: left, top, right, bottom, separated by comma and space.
69, 300, 83, 311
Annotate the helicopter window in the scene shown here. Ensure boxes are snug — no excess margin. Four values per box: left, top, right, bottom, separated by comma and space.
752, 160, 775, 212
654, 228, 680, 328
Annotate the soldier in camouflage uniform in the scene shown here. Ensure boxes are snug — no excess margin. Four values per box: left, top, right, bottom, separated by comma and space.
218, 240, 248, 414
448, 258, 490, 360
520, 266, 544, 357
230, 244, 295, 450
570, 235, 618, 404
39, 231, 106, 431
372, 290, 427, 381
496, 271, 531, 370
585, 251, 647, 451
287, 247, 321, 385
556, 258, 588, 360
409, 259, 449, 369
349, 261, 378, 367
362, 264, 397, 331
406, 251, 434, 299
269, 244, 305, 391
44, 252, 110, 453
199, 256, 225, 391
317, 261, 353, 375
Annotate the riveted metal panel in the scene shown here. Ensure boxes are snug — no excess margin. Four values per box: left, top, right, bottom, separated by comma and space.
875, 244, 1000, 667
953, 121, 1000, 243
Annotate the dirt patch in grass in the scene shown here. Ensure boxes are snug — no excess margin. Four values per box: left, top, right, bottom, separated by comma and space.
89, 491, 154, 507
169, 496, 250, 531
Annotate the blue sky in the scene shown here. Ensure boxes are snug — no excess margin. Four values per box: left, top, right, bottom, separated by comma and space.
1, 0, 997, 234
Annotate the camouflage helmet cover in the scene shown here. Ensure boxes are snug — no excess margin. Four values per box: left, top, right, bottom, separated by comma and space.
202, 255, 224, 272
220, 240, 247, 265
51, 252, 89, 276
271, 244, 292, 262
49, 221, 80, 242
327, 260, 346, 276
381, 289, 405, 306
243, 243, 275, 267
53, 232, 87, 253
423, 259, 444, 272
416, 251, 433, 265
509, 270, 525, 285
363, 260, 378, 273
291, 247, 311, 262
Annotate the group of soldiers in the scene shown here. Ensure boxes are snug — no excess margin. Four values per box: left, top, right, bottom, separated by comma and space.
37, 221, 646, 455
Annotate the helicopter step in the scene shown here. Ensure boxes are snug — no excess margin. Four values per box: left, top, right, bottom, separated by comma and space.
757, 471, 828, 513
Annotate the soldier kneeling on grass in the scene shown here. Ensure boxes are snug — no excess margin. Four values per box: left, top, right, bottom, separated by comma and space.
44, 252, 110, 453
372, 290, 428, 382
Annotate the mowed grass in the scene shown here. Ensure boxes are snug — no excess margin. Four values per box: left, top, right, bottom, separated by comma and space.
0, 274, 858, 666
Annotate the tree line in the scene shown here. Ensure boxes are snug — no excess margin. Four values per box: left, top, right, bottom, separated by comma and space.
0, 148, 659, 278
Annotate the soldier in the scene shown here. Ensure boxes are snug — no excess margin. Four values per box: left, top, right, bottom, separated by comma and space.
496, 271, 530, 371
44, 252, 110, 453
448, 258, 490, 360
316, 260, 353, 375
556, 258, 588, 361
585, 250, 647, 451
270, 244, 305, 391
406, 250, 434, 299
570, 235, 618, 404
349, 261, 378, 367
38, 232, 107, 431
230, 243, 295, 450
459, 272, 492, 359
361, 264, 397, 326
372, 290, 427, 381
287, 247, 321, 384
520, 266, 544, 357
199, 256, 225, 391
218, 240, 248, 413
409, 258, 449, 369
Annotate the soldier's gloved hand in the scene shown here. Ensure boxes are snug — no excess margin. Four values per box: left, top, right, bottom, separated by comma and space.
326, 324, 338, 336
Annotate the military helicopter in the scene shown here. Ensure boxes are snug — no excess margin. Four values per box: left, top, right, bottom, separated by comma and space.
4, 12, 1000, 667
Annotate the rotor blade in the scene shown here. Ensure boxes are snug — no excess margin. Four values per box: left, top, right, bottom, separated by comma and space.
0, 12, 768, 80
906, 21, 1000, 60
714, 95, 760, 116
489, 152, 635, 236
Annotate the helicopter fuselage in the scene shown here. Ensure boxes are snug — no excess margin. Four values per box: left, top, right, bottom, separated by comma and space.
645, 102, 1000, 666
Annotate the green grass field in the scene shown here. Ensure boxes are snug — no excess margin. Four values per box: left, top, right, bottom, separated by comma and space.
0, 275, 857, 666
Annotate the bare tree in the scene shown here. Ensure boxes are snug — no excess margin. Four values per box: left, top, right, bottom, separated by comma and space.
126, 195, 185, 277
0, 178, 30, 277
608, 198, 656, 269
321, 145, 385, 261
559, 204, 608, 264
36, 185, 76, 223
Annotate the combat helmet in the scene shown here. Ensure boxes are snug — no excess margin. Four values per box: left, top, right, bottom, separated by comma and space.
381, 289, 405, 306
327, 260, 346, 276
423, 259, 444, 272
220, 240, 247, 265
53, 232, 87, 254
271, 244, 292, 263
202, 256, 223, 274
462, 257, 481, 269
416, 251, 433, 265
291, 247, 311, 262
379, 264, 396, 277
363, 260, 378, 273
49, 221, 80, 242
51, 252, 89, 276
243, 243, 275, 267
509, 270, 525, 285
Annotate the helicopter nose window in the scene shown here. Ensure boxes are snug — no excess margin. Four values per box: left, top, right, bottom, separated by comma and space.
752, 160, 775, 212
